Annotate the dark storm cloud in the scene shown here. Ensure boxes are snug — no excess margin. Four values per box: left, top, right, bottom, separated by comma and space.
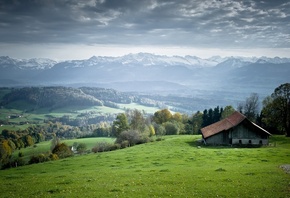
0, 0, 289, 48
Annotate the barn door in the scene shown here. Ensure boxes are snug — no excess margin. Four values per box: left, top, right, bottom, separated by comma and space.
223, 131, 229, 144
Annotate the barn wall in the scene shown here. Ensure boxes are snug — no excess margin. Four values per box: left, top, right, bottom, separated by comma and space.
232, 139, 268, 145
204, 124, 269, 145
205, 131, 229, 145
231, 124, 268, 145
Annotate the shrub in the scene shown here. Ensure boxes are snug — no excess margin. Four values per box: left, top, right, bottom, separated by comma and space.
156, 137, 163, 141
115, 130, 142, 146
28, 155, 41, 164
52, 143, 73, 158
76, 143, 87, 154
92, 142, 113, 153
164, 122, 179, 135
154, 124, 166, 137
13, 157, 26, 167
1, 157, 26, 169
28, 153, 59, 165
120, 140, 129, 148
18, 152, 23, 157
49, 153, 59, 161
29, 154, 50, 164
108, 143, 121, 151
139, 136, 152, 144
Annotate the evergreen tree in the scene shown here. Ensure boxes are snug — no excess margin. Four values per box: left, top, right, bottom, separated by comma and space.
202, 109, 209, 127
213, 106, 221, 122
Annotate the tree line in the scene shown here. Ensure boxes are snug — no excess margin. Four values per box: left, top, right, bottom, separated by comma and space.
1, 83, 289, 169
0, 86, 164, 111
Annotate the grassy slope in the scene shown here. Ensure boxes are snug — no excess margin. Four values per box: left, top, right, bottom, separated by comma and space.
1, 135, 290, 198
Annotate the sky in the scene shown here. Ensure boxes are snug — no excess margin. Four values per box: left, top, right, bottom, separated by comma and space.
0, 0, 289, 60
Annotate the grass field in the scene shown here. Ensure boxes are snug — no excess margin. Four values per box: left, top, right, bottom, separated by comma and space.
118, 103, 161, 114
1, 135, 290, 197
12, 137, 116, 162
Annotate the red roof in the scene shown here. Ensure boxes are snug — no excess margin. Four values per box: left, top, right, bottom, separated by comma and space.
201, 111, 249, 138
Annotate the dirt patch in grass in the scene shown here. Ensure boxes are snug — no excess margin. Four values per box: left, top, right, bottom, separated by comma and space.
280, 164, 290, 174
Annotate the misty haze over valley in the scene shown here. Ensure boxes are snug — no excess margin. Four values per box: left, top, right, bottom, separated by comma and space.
1, 53, 289, 112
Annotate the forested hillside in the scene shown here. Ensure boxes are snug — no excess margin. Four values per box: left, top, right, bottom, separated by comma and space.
1, 87, 103, 110
0, 87, 160, 111
0, 87, 214, 113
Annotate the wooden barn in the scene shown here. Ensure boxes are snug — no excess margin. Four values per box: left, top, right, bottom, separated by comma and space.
201, 111, 271, 145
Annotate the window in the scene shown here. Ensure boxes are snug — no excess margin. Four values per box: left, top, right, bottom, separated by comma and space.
248, 140, 252, 144
239, 140, 242, 144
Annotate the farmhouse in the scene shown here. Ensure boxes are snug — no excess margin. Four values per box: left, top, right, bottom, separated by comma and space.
201, 111, 271, 145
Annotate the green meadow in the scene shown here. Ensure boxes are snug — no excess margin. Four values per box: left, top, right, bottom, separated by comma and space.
1, 135, 290, 197
12, 137, 116, 162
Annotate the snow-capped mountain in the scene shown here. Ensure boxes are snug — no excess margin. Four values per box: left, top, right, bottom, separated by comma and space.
255, 56, 290, 64
18, 58, 57, 70
1, 53, 290, 70
216, 57, 252, 69
0, 53, 289, 96
0, 56, 57, 70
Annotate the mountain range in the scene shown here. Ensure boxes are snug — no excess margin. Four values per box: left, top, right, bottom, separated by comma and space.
0, 53, 289, 109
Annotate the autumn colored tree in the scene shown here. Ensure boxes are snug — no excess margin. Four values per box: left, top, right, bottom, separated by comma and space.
172, 112, 183, 122
52, 143, 73, 158
0, 140, 13, 165
23, 135, 34, 147
153, 109, 172, 124
148, 124, 155, 137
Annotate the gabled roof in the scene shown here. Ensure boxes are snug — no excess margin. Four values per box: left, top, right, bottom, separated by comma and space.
201, 111, 270, 139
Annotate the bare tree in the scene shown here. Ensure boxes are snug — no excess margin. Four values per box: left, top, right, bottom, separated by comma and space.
237, 102, 244, 113
243, 93, 259, 122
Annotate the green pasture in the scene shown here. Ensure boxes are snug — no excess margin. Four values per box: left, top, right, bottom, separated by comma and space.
118, 103, 160, 114
1, 135, 290, 197
63, 137, 115, 149
13, 137, 115, 162
0, 124, 31, 133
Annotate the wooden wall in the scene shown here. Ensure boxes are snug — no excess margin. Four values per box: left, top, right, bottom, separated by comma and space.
205, 123, 269, 145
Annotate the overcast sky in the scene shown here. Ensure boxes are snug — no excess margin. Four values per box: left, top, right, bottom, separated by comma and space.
0, 0, 289, 60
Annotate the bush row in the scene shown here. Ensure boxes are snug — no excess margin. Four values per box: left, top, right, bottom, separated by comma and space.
92, 130, 156, 153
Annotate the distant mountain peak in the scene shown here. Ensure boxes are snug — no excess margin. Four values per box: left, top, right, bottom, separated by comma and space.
1, 53, 290, 72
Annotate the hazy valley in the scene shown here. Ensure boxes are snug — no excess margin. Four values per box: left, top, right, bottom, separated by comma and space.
1, 53, 289, 112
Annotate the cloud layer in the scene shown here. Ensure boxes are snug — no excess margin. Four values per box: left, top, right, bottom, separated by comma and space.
0, 0, 289, 58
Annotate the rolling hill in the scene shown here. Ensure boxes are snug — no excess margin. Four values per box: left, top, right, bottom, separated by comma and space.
0, 135, 289, 197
